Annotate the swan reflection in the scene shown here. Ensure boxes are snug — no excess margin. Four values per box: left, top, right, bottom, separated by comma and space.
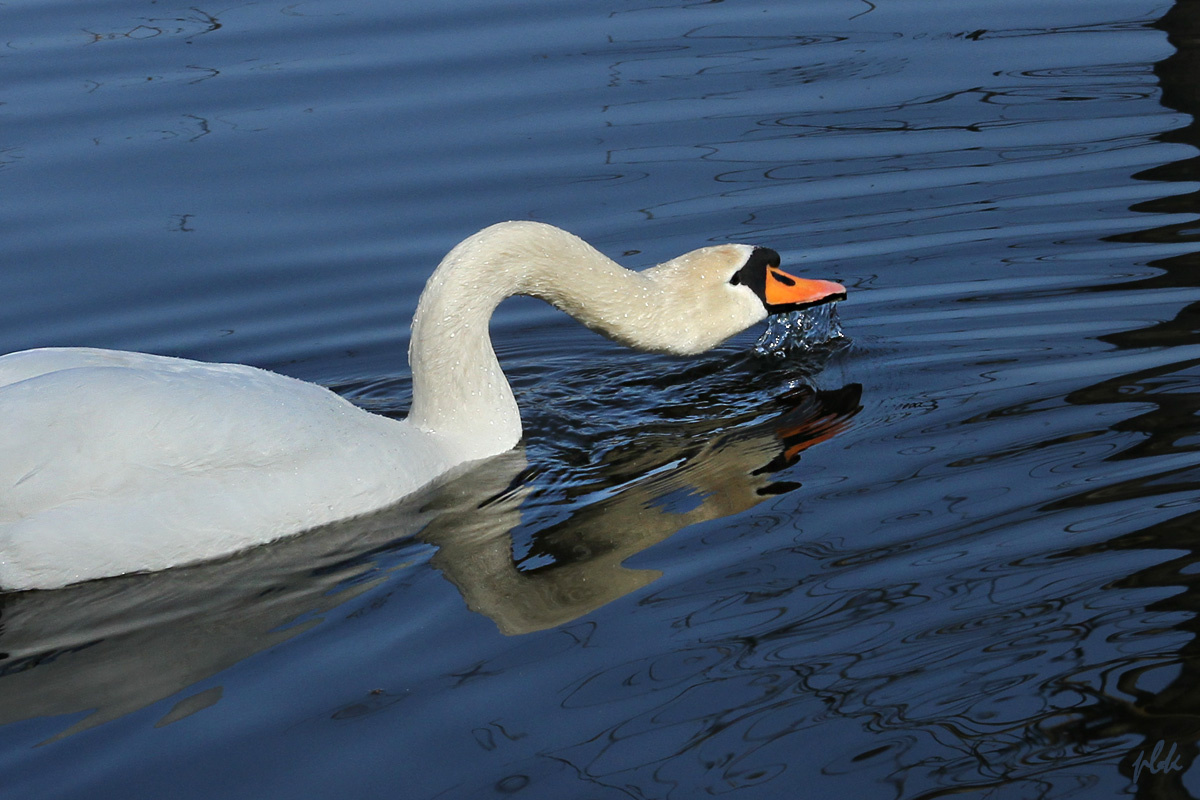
435, 382, 861, 635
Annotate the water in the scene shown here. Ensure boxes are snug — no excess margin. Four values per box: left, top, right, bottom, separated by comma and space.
753, 303, 846, 356
2, 0, 1200, 797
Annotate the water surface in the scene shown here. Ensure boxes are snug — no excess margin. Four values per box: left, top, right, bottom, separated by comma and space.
3, 0, 1200, 797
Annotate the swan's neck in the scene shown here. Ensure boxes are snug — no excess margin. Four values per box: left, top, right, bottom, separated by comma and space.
407, 223, 654, 460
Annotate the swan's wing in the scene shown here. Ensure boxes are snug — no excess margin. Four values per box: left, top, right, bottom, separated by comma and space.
0, 351, 343, 497
0, 349, 446, 589
0, 347, 199, 388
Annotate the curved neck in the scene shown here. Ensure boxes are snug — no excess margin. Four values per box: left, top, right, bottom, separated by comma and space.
406, 223, 653, 460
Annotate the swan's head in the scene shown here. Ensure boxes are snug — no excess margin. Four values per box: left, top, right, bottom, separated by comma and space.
643, 243, 846, 355
727, 246, 847, 314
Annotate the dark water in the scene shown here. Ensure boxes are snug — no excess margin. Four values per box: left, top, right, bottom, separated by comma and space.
3, 0, 1200, 797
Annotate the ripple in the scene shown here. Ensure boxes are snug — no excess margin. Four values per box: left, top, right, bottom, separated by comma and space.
3, 0, 1199, 797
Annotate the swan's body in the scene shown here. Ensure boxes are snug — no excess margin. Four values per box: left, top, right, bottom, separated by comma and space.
0, 222, 844, 590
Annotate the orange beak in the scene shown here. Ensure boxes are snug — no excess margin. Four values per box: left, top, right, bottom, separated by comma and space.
765, 267, 846, 312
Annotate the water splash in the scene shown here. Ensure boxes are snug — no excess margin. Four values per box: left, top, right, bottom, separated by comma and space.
753, 302, 845, 357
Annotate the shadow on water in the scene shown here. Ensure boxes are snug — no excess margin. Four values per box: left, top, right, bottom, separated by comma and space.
1035, 2, 1200, 797
1017, 0, 1200, 796
0, 351, 861, 743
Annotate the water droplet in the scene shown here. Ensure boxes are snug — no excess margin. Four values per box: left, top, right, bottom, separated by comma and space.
754, 302, 845, 357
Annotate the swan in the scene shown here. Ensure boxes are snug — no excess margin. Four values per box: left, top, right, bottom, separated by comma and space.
0, 221, 845, 591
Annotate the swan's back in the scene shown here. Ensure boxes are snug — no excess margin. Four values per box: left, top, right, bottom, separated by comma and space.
0, 348, 448, 589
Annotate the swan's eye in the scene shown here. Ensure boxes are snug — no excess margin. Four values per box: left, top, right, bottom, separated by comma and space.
730, 246, 779, 292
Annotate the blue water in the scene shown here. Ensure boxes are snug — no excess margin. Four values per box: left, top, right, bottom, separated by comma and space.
4, 0, 1200, 797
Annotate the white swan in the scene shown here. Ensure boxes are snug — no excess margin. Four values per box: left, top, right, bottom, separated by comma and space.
0, 221, 845, 590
